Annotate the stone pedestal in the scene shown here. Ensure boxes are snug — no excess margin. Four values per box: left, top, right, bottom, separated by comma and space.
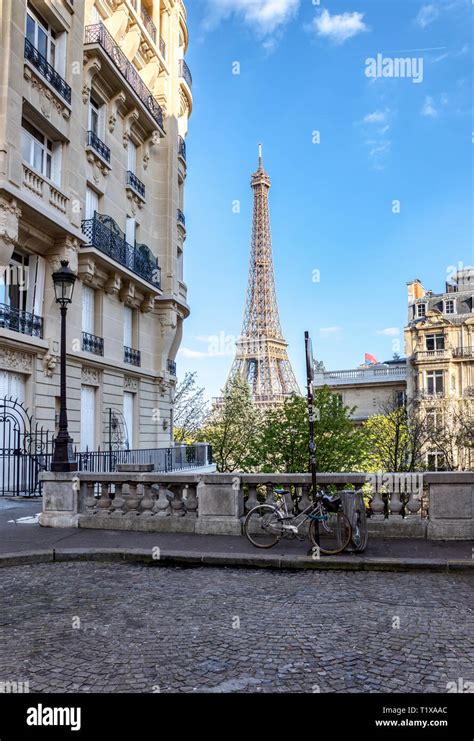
195, 476, 243, 535
39, 472, 81, 528
427, 481, 474, 539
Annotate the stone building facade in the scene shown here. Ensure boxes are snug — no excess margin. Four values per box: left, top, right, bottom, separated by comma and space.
405, 269, 474, 470
313, 359, 407, 424
0, 0, 191, 450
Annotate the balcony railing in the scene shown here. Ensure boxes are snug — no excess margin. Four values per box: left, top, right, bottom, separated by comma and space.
141, 7, 157, 43
24, 38, 71, 104
167, 359, 177, 375
81, 213, 161, 289
86, 130, 111, 163
84, 23, 164, 131
0, 303, 43, 338
416, 350, 448, 360
178, 136, 186, 161
124, 346, 141, 366
453, 347, 474, 358
178, 59, 192, 90
177, 208, 186, 227
82, 331, 104, 356
126, 171, 145, 198
159, 36, 166, 58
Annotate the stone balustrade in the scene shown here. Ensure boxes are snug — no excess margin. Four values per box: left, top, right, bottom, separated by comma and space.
39, 470, 474, 539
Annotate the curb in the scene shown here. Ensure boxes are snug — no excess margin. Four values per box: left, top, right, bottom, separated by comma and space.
0, 548, 473, 573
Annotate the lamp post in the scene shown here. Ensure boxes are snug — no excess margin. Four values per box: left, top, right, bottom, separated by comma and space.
51, 260, 77, 472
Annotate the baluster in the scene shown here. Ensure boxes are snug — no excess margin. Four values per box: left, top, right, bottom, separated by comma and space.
140, 483, 154, 516
85, 482, 97, 514
153, 484, 171, 516
185, 484, 198, 517
264, 482, 276, 507
110, 483, 125, 515
298, 485, 311, 513
388, 488, 403, 517
97, 482, 111, 514
246, 485, 258, 512
370, 485, 385, 519
125, 481, 140, 515
406, 489, 422, 516
170, 485, 185, 516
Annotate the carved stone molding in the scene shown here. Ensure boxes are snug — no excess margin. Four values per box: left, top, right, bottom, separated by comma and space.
77, 258, 97, 285
157, 310, 177, 338
109, 91, 126, 132
140, 293, 155, 313
124, 376, 138, 392
24, 66, 71, 120
0, 196, 21, 264
82, 57, 102, 104
143, 130, 160, 170
86, 149, 110, 179
0, 348, 32, 373
42, 349, 59, 378
82, 366, 100, 386
123, 108, 139, 148
104, 272, 121, 295
48, 236, 80, 274
119, 281, 136, 306
126, 190, 144, 215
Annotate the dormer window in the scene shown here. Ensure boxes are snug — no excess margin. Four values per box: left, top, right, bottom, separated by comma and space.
444, 299, 455, 315
416, 303, 426, 318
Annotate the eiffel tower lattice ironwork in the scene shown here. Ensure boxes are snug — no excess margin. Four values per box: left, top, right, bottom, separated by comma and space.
226, 146, 300, 407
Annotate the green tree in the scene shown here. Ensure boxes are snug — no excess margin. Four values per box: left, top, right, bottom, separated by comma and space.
257, 388, 365, 473
362, 401, 426, 472
173, 372, 209, 443
201, 375, 261, 472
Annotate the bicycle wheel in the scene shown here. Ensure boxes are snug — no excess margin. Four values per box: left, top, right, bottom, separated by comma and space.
244, 505, 284, 548
309, 511, 352, 555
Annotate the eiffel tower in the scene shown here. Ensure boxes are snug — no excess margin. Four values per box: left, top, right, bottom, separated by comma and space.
225, 146, 300, 407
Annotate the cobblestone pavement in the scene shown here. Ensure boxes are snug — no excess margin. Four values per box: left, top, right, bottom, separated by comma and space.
0, 563, 473, 693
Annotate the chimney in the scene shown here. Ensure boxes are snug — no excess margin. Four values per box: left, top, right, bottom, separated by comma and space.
407, 279, 425, 304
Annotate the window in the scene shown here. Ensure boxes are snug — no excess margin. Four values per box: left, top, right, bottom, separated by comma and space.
427, 452, 446, 471
91, 4, 101, 24
88, 97, 101, 136
416, 303, 426, 318
123, 391, 134, 449
123, 306, 133, 348
26, 4, 56, 67
426, 408, 443, 433
85, 188, 99, 221
80, 385, 96, 451
395, 391, 406, 408
0, 252, 29, 312
82, 285, 95, 335
177, 246, 183, 282
127, 140, 137, 174
426, 370, 443, 396
126, 217, 136, 246
426, 334, 445, 351
21, 118, 61, 184
444, 299, 455, 315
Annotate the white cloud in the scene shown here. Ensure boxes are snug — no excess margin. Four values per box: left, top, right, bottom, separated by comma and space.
318, 326, 342, 338
311, 9, 368, 45
422, 95, 438, 117
178, 347, 209, 359
203, 0, 299, 35
377, 327, 400, 336
363, 110, 389, 124
415, 4, 440, 28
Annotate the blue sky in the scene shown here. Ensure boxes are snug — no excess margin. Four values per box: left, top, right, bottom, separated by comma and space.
178, 0, 473, 400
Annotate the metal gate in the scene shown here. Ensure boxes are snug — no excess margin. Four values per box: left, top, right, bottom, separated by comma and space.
0, 396, 51, 497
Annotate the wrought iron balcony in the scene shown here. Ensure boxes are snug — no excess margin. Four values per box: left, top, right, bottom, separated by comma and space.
82, 331, 104, 356
24, 38, 71, 104
178, 59, 192, 90
81, 213, 161, 289
124, 346, 141, 366
178, 136, 186, 161
141, 7, 157, 43
126, 171, 145, 198
159, 36, 166, 58
177, 209, 186, 227
167, 359, 177, 375
84, 23, 164, 131
86, 130, 111, 163
0, 303, 43, 338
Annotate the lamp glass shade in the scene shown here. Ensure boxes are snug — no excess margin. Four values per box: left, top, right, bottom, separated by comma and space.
52, 260, 76, 305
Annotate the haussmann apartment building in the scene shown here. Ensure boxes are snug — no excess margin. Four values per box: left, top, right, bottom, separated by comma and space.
0, 0, 192, 458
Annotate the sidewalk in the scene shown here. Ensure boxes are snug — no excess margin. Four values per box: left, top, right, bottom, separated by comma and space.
0, 498, 472, 572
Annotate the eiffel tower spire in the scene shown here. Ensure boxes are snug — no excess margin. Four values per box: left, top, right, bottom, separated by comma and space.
226, 146, 300, 406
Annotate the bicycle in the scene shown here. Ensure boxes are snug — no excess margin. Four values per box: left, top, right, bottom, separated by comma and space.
244, 487, 352, 555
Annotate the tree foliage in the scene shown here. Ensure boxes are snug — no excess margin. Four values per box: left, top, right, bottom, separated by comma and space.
173, 372, 209, 443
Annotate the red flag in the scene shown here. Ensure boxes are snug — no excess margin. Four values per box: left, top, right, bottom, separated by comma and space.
365, 353, 379, 365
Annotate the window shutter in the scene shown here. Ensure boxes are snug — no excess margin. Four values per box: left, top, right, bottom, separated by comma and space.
82, 285, 95, 334
85, 188, 99, 220
123, 391, 134, 449
123, 306, 133, 347
80, 385, 96, 451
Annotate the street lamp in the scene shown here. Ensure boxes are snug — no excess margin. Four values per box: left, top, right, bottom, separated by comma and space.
51, 260, 77, 472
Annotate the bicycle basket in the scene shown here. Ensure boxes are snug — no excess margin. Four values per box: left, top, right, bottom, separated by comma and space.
321, 493, 343, 513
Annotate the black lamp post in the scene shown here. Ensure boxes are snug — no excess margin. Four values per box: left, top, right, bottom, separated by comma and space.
51, 260, 77, 472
